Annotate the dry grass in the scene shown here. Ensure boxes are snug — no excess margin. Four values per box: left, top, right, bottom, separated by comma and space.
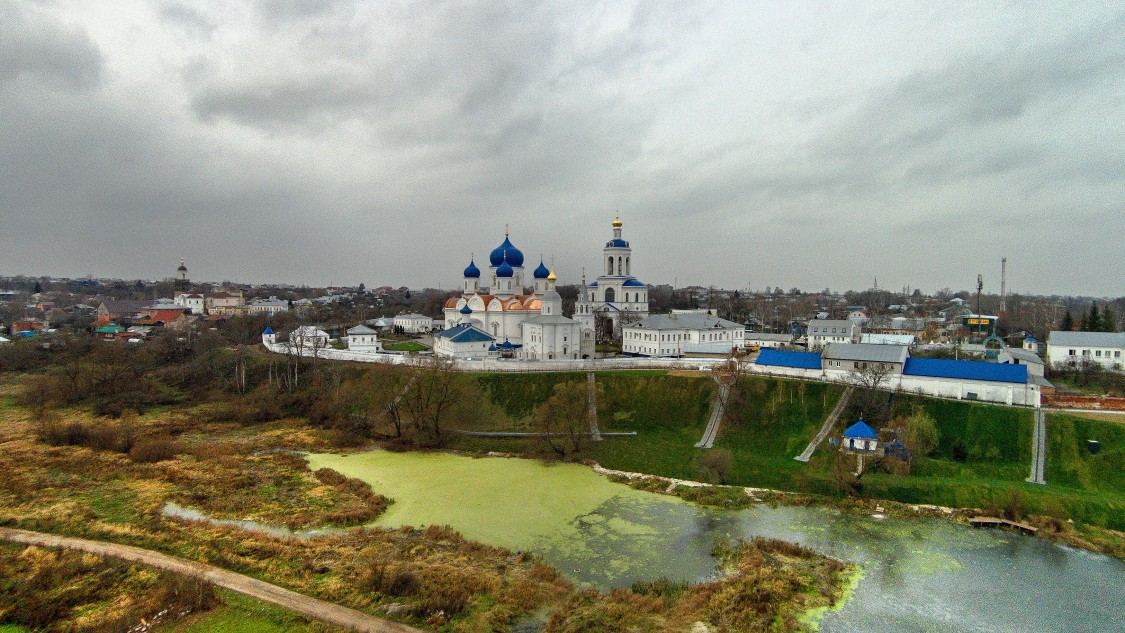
0, 543, 219, 632
0, 389, 852, 632
545, 538, 854, 633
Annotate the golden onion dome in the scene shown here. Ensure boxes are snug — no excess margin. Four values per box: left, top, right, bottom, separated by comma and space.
612, 216, 623, 228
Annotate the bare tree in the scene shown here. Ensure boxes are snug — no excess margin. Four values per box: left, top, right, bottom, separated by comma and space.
594, 312, 614, 345
846, 362, 895, 423
398, 356, 463, 447
710, 351, 747, 425
533, 381, 602, 457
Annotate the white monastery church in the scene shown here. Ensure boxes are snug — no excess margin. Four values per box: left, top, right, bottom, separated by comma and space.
574, 216, 649, 334
440, 217, 645, 359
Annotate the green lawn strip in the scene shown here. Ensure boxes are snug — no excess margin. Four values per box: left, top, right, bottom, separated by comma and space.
384, 342, 428, 352
166, 588, 344, 633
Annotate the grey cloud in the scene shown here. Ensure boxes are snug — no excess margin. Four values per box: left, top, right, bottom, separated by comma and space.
2, 2, 1124, 295
0, 1, 103, 90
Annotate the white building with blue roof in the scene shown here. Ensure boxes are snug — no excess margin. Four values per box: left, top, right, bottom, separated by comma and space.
432, 321, 496, 359
574, 216, 650, 337
443, 227, 546, 345
442, 226, 595, 357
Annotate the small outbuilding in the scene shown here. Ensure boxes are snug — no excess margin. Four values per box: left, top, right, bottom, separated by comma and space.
346, 324, 382, 352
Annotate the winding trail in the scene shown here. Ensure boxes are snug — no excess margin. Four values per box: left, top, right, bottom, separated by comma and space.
795, 386, 853, 463
0, 528, 424, 633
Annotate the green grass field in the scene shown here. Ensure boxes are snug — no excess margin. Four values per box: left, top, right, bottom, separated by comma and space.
166, 590, 342, 632
384, 341, 429, 352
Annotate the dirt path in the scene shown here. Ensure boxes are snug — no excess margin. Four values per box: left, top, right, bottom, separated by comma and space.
0, 527, 425, 633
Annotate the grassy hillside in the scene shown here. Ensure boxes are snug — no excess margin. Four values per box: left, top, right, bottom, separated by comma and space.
593, 374, 716, 480
475, 372, 587, 419
555, 373, 1121, 530
711, 378, 844, 491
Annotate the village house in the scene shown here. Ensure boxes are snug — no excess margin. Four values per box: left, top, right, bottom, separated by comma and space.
806, 319, 860, 349
249, 296, 290, 315
95, 299, 151, 325
1046, 331, 1125, 372
205, 290, 244, 314
744, 332, 792, 350
997, 347, 1046, 378
173, 293, 205, 315
393, 313, 433, 334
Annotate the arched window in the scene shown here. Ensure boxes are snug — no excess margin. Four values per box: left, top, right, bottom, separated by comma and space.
626, 257, 630, 275
607, 258, 613, 275
617, 256, 622, 275
605, 287, 616, 303
492, 322, 498, 336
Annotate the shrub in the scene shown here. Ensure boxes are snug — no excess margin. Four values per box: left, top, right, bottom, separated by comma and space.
694, 449, 734, 484
128, 435, 177, 463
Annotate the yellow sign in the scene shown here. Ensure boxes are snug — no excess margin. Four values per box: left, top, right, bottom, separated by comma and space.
967, 318, 991, 325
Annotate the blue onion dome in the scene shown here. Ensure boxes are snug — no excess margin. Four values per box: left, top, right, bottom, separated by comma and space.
533, 260, 550, 279
459, 304, 472, 314
496, 256, 514, 278
622, 278, 646, 287
490, 235, 524, 267
605, 238, 629, 247
463, 259, 481, 278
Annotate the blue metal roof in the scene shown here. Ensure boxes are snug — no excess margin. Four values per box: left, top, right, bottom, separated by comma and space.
588, 281, 598, 287
755, 348, 822, 369
263, 324, 274, 335
463, 259, 481, 278
496, 257, 514, 278
533, 261, 550, 279
490, 236, 524, 267
843, 418, 879, 440
459, 305, 472, 314
436, 323, 494, 343
622, 278, 645, 287
902, 358, 1028, 384
605, 238, 629, 247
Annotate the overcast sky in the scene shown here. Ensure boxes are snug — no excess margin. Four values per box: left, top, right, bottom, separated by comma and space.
2, 1, 1123, 296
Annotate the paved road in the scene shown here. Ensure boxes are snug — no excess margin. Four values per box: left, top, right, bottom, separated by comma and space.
0, 528, 425, 633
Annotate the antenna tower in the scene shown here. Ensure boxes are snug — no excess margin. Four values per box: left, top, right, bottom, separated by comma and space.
999, 257, 1007, 316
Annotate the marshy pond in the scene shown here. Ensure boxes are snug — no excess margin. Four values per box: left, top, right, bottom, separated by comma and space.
303, 454, 1125, 629
296, 450, 1123, 632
